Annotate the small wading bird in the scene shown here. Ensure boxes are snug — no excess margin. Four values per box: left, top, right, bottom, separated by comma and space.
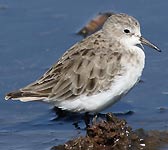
5, 13, 160, 122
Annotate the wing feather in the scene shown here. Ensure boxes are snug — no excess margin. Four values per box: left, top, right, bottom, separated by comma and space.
7, 32, 124, 102
18, 48, 123, 101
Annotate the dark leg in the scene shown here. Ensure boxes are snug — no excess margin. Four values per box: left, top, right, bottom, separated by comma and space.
84, 112, 90, 128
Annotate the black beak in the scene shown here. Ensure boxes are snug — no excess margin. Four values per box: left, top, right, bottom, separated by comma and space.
140, 36, 161, 52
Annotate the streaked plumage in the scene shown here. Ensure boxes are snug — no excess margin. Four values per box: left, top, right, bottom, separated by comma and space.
5, 13, 160, 112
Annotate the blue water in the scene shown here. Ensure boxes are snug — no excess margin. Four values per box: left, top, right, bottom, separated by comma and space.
0, 0, 168, 149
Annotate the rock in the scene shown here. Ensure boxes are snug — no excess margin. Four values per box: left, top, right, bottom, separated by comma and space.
52, 113, 168, 150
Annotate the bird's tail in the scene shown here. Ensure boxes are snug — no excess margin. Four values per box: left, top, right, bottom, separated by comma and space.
5, 90, 47, 102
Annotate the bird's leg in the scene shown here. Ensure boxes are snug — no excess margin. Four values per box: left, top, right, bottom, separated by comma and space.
92, 113, 106, 124
84, 112, 90, 128
92, 113, 98, 124
84, 113, 102, 128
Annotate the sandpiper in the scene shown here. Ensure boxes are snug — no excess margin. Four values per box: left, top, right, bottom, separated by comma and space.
5, 13, 160, 113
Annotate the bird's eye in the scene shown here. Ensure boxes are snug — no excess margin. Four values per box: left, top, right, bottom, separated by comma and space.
124, 29, 130, 33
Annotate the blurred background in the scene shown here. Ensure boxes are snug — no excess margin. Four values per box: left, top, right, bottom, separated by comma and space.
0, 0, 167, 149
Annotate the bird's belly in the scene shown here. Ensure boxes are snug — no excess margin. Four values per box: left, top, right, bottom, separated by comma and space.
54, 65, 143, 113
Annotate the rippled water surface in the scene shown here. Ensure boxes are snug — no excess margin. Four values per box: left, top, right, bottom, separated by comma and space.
0, 0, 168, 149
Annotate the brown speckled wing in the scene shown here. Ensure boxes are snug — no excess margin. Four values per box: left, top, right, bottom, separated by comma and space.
19, 33, 123, 101
22, 54, 121, 101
